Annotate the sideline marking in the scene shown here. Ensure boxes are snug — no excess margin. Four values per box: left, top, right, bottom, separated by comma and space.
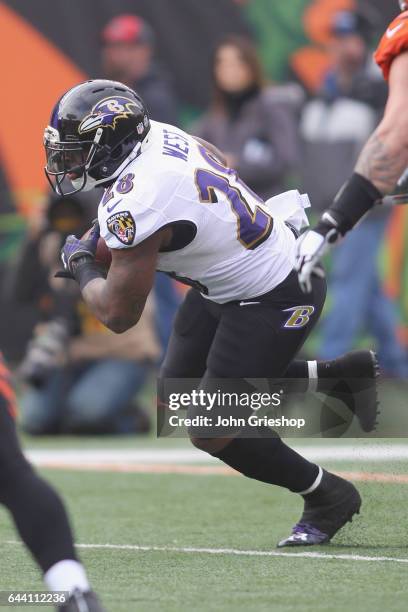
24, 447, 408, 483
25, 444, 408, 465
24, 460, 408, 484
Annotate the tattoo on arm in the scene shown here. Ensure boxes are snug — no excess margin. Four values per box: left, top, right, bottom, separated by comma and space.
355, 132, 407, 195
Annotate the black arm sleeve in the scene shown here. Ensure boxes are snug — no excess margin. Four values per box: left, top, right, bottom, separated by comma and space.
317, 172, 382, 236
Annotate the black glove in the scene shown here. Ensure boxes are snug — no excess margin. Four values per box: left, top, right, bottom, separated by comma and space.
55, 220, 100, 279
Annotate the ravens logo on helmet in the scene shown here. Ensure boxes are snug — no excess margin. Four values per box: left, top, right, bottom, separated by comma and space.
44, 79, 150, 196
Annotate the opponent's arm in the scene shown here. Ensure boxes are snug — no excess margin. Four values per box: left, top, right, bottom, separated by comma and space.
319, 51, 408, 235
296, 51, 408, 292
355, 51, 408, 194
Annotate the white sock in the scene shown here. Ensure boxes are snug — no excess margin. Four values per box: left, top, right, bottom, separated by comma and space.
307, 360, 318, 392
298, 466, 323, 495
44, 560, 90, 595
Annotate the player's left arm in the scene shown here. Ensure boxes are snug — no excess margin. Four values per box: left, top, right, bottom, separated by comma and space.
82, 230, 167, 333
61, 224, 169, 333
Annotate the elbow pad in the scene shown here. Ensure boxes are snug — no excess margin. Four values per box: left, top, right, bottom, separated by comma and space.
323, 173, 382, 236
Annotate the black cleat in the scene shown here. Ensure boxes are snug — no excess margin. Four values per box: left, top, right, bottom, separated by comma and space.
320, 350, 380, 433
277, 469, 361, 548
57, 589, 106, 612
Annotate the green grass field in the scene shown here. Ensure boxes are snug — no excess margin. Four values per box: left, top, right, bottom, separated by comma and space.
1, 438, 408, 611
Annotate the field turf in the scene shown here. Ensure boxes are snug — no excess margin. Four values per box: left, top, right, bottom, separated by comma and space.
1, 439, 408, 611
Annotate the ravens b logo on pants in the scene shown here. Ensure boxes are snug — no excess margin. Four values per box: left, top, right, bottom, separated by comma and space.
283, 306, 315, 329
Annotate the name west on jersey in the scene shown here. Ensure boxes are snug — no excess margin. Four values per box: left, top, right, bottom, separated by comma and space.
162, 128, 190, 161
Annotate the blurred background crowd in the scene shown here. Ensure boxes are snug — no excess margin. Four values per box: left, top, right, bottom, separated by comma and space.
0, 0, 407, 436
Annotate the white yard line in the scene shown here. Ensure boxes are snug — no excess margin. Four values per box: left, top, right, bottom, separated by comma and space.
6, 540, 408, 565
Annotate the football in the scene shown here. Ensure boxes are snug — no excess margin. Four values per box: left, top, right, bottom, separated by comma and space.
81, 228, 112, 269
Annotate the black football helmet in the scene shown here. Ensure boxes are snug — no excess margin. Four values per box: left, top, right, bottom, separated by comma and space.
44, 79, 150, 195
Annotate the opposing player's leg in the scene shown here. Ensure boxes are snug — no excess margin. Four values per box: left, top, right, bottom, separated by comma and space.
187, 272, 361, 547
0, 355, 104, 611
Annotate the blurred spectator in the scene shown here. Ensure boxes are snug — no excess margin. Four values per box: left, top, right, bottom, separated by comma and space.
11, 193, 160, 435
101, 13, 179, 125
192, 35, 299, 199
300, 10, 408, 376
300, 9, 386, 211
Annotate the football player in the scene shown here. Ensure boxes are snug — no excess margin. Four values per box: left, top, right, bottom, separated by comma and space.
45, 79, 377, 548
296, 1, 408, 291
0, 353, 104, 612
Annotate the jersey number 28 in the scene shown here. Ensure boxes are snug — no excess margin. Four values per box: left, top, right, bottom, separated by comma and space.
195, 146, 273, 249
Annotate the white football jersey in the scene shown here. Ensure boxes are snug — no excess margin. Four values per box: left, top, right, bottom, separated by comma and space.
98, 120, 296, 304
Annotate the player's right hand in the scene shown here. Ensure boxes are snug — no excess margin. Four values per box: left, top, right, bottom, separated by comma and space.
56, 220, 100, 279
